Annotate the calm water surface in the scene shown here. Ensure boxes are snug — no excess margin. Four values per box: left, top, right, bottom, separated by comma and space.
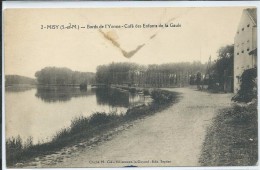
6, 86, 151, 143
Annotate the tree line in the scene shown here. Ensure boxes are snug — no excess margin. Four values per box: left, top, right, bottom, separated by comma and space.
96, 62, 207, 87
5, 75, 36, 86
96, 44, 235, 91
35, 67, 95, 86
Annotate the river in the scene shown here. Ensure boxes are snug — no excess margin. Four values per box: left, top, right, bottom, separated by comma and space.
5, 86, 151, 144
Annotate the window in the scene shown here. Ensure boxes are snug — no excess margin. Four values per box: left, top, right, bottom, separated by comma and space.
247, 48, 250, 51
242, 28, 244, 31
242, 50, 244, 53
237, 52, 239, 55
247, 24, 250, 27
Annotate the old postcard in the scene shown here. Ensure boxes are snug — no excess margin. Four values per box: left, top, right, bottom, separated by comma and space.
3, 2, 258, 169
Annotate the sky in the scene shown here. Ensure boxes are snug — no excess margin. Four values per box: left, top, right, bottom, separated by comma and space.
4, 7, 246, 78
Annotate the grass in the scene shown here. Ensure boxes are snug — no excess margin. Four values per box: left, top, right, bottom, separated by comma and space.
6, 89, 179, 167
199, 100, 258, 166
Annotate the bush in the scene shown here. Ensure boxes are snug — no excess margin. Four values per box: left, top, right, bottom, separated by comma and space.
125, 105, 149, 118
52, 128, 70, 142
232, 68, 257, 103
70, 116, 89, 134
24, 136, 33, 149
143, 89, 150, 96
89, 112, 114, 126
6, 136, 27, 165
151, 89, 173, 104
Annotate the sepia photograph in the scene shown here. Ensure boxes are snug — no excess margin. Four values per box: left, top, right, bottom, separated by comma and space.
3, 5, 258, 168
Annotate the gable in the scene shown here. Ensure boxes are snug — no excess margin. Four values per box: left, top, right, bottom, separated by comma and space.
235, 9, 256, 39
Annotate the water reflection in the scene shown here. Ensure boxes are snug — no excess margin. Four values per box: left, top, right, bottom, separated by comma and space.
6, 86, 152, 142
95, 88, 152, 108
95, 88, 129, 107
5, 86, 35, 93
35, 86, 95, 103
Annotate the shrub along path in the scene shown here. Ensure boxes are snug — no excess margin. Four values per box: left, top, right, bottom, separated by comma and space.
199, 101, 258, 166
18, 87, 233, 168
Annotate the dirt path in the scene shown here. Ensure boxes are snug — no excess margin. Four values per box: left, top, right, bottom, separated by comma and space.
21, 88, 233, 168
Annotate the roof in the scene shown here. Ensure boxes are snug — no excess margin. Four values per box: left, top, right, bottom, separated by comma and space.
245, 8, 257, 24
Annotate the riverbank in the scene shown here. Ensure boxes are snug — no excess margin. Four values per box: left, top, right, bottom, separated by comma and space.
6, 89, 180, 167
199, 100, 258, 166
8, 88, 233, 168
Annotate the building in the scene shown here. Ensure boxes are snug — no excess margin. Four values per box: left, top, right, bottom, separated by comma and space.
234, 8, 257, 92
